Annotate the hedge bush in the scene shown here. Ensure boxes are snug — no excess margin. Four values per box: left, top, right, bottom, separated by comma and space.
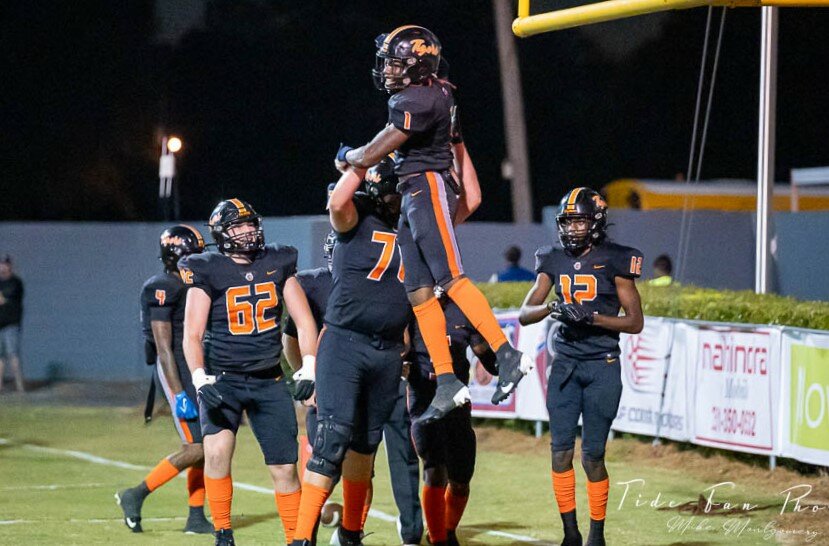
477, 282, 829, 331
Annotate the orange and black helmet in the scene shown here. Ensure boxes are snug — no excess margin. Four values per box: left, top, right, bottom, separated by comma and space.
373, 25, 441, 93
208, 198, 265, 255
159, 224, 204, 272
555, 188, 608, 253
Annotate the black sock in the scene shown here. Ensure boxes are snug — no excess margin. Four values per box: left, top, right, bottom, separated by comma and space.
561, 510, 579, 533
188, 505, 205, 518
587, 519, 605, 545
137, 482, 151, 498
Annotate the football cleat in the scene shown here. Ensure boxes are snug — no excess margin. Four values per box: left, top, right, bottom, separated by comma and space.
215, 528, 236, 546
114, 487, 146, 533
491, 344, 533, 405
184, 508, 214, 534
416, 375, 470, 424
585, 519, 605, 546
446, 530, 460, 546
560, 511, 583, 546
329, 527, 364, 546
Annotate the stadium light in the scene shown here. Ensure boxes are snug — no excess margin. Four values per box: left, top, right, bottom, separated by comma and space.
167, 136, 183, 153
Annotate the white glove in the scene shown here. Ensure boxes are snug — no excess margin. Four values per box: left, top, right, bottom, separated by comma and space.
292, 356, 316, 401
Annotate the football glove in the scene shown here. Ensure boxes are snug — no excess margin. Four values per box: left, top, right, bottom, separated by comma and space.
336, 144, 353, 163
174, 391, 198, 419
558, 303, 594, 325
192, 368, 223, 410
292, 355, 316, 402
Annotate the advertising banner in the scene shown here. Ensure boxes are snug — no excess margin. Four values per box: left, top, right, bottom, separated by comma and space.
780, 328, 829, 466
690, 324, 781, 455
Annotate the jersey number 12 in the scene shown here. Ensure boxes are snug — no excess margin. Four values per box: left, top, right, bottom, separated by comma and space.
558, 274, 597, 305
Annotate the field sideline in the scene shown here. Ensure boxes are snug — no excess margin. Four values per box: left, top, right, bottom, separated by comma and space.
0, 399, 826, 545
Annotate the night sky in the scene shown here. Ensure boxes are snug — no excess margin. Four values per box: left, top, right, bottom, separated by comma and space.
3, 1, 827, 222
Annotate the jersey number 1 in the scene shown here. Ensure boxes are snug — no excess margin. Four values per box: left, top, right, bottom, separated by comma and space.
559, 274, 597, 304
368, 231, 404, 282
226, 282, 278, 335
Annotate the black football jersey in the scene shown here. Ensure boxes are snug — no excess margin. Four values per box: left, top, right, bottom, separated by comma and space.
178, 244, 298, 372
535, 241, 643, 360
140, 272, 187, 361
388, 80, 455, 176
408, 300, 483, 384
283, 267, 332, 338
325, 199, 411, 340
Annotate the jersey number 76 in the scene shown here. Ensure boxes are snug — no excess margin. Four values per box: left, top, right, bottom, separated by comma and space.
368, 231, 404, 282
226, 282, 278, 335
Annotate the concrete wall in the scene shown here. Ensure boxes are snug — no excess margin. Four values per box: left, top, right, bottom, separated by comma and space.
2, 211, 826, 381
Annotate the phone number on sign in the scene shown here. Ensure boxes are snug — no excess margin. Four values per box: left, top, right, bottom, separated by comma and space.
711, 406, 756, 437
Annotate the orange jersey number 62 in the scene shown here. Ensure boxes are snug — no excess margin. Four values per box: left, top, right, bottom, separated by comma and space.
226, 282, 279, 335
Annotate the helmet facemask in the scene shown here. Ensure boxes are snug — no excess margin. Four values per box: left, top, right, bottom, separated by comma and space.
213, 218, 265, 255
556, 213, 604, 254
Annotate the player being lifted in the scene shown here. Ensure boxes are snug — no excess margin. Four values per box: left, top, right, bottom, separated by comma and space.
180, 199, 318, 546
519, 188, 643, 546
334, 26, 532, 421
290, 158, 412, 546
116, 225, 212, 535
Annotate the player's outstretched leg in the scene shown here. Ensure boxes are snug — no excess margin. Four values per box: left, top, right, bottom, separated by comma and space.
444, 277, 533, 404
115, 452, 193, 533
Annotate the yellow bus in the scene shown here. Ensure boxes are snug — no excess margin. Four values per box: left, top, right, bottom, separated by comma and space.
603, 178, 829, 211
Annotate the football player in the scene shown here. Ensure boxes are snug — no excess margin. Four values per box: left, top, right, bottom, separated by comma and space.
518, 188, 644, 546
407, 294, 496, 546
116, 225, 211, 534
283, 231, 423, 546
334, 25, 532, 423
180, 199, 318, 546
290, 158, 412, 546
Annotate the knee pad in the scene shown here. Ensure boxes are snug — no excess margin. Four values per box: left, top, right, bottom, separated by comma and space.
581, 441, 607, 463
307, 420, 351, 478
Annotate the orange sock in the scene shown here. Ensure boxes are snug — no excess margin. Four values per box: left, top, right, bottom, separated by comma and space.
298, 435, 312, 481
361, 481, 373, 529
187, 467, 206, 507
445, 485, 469, 531
422, 484, 447, 543
412, 298, 453, 376
552, 469, 577, 514
294, 481, 330, 541
342, 478, 371, 532
586, 478, 609, 521
204, 475, 233, 530
144, 458, 180, 492
447, 278, 507, 351
275, 488, 302, 543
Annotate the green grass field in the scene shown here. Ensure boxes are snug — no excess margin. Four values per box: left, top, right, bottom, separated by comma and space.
0, 400, 820, 545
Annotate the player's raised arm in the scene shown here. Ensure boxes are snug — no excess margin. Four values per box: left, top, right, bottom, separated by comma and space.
592, 277, 644, 334
328, 167, 366, 233
453, 142, 482, 224
337, 125, 409, 171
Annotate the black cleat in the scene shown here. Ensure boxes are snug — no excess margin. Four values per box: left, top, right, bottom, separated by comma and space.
415, 375, 470, 425
490, 344, 532, 405
215, 528, 236, 545
560, 511, 583, 546
290, 541, 313, 546
184, 507, 214, 534
585, 519, 605, 546
447, 529, 460, 546
114, 486, 147, 533
331, 527, 364, 546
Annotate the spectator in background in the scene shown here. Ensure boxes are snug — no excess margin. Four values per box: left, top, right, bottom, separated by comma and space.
0, 255, 25, 392
648, 254, 675, 287
491, 246, 536, 282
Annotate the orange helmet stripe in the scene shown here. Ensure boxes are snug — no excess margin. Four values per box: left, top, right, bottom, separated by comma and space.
228, 198, 250, 217
383, 25, 421, 48
178, 223, 205, 248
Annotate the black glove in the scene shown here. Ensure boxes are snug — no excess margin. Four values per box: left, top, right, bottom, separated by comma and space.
558, 303, 594, 325
197, 383, 224, 410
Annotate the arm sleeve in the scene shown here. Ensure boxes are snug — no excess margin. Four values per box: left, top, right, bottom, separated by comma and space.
388, 91, 435, 133
613, 246, 645, 279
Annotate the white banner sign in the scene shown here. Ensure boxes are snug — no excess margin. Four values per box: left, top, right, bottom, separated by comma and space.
690, 324, 781, 455
613, 318, 689, 441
